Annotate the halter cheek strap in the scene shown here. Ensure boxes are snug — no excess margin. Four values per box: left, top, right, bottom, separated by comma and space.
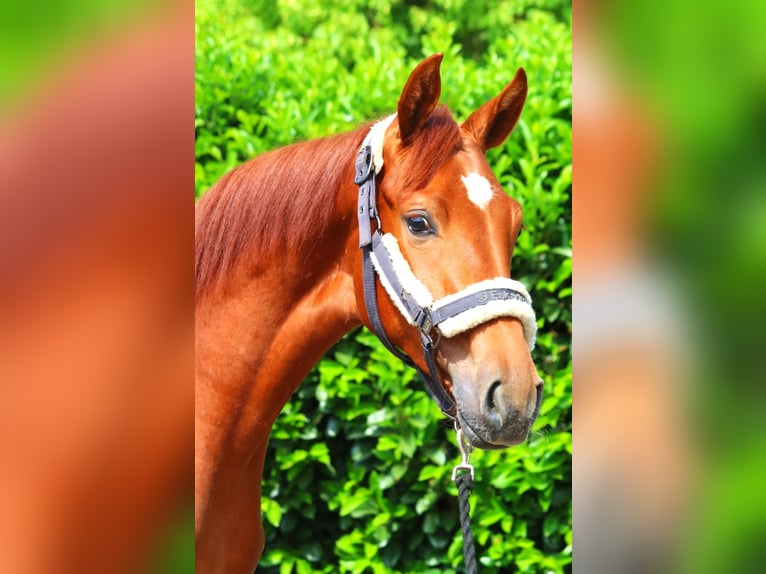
355, 117, 537, 419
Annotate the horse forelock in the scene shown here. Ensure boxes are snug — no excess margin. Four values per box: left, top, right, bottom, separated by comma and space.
394, 106, 464, 190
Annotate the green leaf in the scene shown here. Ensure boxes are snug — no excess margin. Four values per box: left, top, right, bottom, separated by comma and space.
263, 498, 282, 528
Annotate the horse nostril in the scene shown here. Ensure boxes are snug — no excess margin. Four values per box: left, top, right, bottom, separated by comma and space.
483, 379, 504, 431
486, 380, 502, 412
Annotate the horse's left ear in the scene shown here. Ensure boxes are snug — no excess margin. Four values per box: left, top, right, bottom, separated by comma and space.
462, 68, 527, 151
397, 54, 443, 145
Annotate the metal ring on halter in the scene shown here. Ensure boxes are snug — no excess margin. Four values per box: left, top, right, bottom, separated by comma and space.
422, 325, 441, 349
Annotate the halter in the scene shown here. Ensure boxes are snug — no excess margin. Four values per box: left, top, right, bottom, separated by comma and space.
355, 116, 537, 419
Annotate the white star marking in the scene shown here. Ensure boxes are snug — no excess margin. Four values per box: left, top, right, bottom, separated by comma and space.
461, 172, 494, 210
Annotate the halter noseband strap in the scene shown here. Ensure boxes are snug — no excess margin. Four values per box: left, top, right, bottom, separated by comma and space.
355, 118, 537, 419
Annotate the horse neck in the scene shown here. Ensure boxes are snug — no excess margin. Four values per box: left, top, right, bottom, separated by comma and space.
196, 142, 363, 459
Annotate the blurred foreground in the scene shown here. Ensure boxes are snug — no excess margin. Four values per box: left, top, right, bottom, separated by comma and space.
0, 1, 193, 572
574, 0, 766, 572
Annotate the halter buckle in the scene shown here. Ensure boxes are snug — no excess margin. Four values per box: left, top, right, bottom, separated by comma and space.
419, 308, 433, 335
417, 308, 441, 348
354, 144, 374, 184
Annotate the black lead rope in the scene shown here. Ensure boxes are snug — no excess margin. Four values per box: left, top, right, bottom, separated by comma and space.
453, 428, 478, 574
455, 474, 478, 574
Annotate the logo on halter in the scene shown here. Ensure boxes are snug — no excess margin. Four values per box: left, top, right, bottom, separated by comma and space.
476, 289, 521, 304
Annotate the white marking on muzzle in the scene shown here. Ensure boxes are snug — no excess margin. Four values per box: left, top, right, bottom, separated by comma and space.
462, 172, 494, 210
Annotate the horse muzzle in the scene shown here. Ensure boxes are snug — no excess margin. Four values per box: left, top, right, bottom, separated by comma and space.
453, 374, 544, 449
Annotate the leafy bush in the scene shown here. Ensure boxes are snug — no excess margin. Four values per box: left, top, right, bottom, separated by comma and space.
196, 0, 571, 572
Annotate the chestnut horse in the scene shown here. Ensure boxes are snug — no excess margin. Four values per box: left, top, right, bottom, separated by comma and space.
195, 54, 543, 573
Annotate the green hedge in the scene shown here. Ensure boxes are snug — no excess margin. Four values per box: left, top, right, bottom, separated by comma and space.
196, 1, 571, 572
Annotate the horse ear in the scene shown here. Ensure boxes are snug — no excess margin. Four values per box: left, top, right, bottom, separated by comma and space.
462, 67, 527, 151
397, 53, 443, 145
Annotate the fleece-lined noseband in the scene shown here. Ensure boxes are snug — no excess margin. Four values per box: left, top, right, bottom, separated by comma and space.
355, 115, 537, 419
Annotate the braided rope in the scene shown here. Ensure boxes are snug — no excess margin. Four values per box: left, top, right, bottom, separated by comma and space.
455, 472, 478, 574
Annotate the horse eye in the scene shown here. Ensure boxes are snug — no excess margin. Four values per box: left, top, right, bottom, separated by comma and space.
406, 215, 433, 236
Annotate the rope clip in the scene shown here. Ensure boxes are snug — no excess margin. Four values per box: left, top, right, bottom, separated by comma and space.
452, 425, 475, 482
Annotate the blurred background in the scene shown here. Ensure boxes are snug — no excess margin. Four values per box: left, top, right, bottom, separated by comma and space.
574, 0, 766, 572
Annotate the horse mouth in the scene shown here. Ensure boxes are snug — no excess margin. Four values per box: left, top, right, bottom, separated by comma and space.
456, 411, 529, 450
454, 383, 542, 450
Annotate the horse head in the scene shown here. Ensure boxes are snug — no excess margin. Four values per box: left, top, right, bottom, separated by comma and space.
355, 54, 543, 449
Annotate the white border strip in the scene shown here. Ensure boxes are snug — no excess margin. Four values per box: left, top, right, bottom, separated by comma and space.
369, 233, 434, 324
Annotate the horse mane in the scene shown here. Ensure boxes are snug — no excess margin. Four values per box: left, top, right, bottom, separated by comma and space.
195, 106, 462, 301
